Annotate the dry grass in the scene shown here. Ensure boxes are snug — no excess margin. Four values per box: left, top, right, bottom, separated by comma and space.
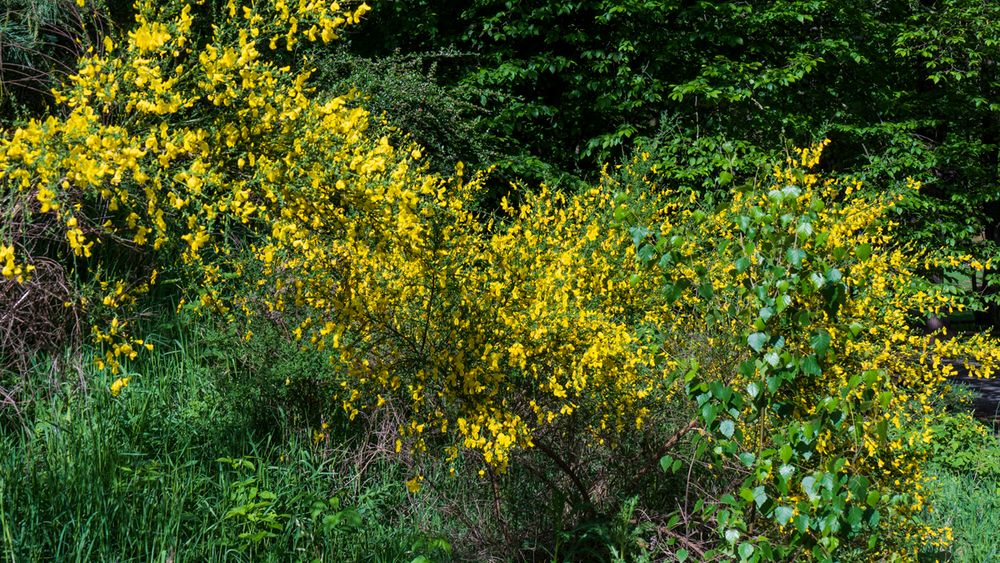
0, 256, 80, 373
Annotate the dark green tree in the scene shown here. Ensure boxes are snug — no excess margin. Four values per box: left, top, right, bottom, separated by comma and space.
346, 0, 1000, 325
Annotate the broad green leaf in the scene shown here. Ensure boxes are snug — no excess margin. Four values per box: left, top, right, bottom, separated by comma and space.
810, 330, 831, 357
720, 419, 735, 438
725, 528, 741, 544
660, 455, 676, 473
774, 506, 794, 525
787, 247, 806, 268
800, 355, 822, 376
735, 256, 751, 273
802, 476, 819, 501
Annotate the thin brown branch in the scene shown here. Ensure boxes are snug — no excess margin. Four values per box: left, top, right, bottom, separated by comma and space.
533, 438, 594, 511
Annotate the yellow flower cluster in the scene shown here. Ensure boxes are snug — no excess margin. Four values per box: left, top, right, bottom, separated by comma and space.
0, 244, 33, 282
268, 176, 662, 472
1, 0, 368, 372
110, 376, 131, 397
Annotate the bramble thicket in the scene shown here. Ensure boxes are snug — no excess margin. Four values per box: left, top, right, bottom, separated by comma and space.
2, 0, 1000, 561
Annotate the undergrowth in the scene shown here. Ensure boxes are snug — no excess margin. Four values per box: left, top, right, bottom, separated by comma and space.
0, 328, 453, 562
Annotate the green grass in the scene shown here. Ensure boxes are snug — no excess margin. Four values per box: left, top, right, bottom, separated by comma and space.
0, 335, 453, 562
919, 467, 1000, 563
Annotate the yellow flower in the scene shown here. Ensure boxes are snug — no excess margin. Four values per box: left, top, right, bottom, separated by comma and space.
110, 376, 131, 397
405, 475, 423, 494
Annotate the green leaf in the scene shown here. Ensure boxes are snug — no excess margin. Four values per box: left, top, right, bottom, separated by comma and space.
738, 542, 755, 560
800, 355, 822, 376
701, 403, 718, 426
796, 221, 813, 238
849, 322, 864, 338
725, 528, 741, 544
779, 464, 795, 481
677, 549, 689, 562
855, 243, 872, 261
698, 282, 714, 299
720, 419, 735, 438
660, 454, 676, 473
774, 506, 794, 526
629, 225, 653, 248
847, 506, 863, 529
613, 207, 628, 223
752, 486, 768, 508
764, 351, 780, 367
810, 330, 831, 357
748, 332, 767, 352
658, 252, 673, 269
735, 256, 751, 273
637, 243, 657, 264
787, 247, 806, 268
802, 476, 819, 501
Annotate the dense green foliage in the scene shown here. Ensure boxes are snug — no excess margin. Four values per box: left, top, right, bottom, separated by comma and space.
351, 0, 1000, 319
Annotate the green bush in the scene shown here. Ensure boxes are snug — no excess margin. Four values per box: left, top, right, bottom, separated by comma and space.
312, 48, 498, 177
927, 412, 1000, 478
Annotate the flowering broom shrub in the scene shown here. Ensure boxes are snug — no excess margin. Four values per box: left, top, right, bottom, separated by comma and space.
613, 142, 1000, 559
0, 0, 664, 476
0, 0, 374, 369
2, 0, 999, 559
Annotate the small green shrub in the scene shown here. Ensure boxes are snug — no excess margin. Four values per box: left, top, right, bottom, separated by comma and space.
312, 48, 498, 177
927, 412, 1000, 478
